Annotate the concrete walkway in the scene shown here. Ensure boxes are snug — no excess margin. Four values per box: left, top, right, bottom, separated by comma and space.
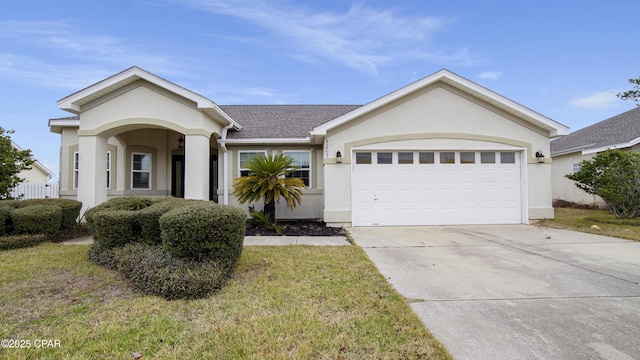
63, 235, 350, 246
350, 225, 640, 360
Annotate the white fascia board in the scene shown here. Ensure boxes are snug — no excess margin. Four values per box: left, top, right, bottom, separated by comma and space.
223, 138, 311, 145
33, 161, 55, 178
48, 118, 80, 127
581, 137, 640, 155
48, 118, 80, 133
311, 69, 569, 137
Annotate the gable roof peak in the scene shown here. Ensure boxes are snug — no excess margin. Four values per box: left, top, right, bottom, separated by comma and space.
312, 68, 568, 138
57, 66, 241, 130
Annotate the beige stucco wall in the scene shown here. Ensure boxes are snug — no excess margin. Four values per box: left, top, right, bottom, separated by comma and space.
551, 151, 603, 206
78, 80, 223, 138
324, 83, 555, 224
224, 145, 325, 219
18, 166, 50, 183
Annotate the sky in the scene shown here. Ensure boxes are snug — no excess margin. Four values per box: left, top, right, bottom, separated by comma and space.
0, 0, 637, 181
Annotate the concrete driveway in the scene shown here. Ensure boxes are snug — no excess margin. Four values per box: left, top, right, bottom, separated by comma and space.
349, 225, 640, 360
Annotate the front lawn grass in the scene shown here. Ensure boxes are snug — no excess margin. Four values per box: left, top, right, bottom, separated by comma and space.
538, 207, 640, 242
0, 243, 451, 359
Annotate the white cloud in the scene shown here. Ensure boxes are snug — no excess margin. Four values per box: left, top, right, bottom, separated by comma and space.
569, 90, 620, 109
478, 71, 502, 80
175, 0, 468, 74
0, 20, 188, 90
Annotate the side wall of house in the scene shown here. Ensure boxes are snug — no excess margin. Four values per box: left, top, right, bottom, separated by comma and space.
550, 152, 603, 206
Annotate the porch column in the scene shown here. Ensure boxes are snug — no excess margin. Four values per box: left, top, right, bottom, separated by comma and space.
78, 134, 108, 216
184, 134, 210, 200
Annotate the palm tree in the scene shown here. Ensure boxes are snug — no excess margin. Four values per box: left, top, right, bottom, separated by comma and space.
232, 153, 306, 223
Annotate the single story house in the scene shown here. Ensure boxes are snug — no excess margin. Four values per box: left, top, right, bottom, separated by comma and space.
49, 67, 568, 226
551, 106, 640, 207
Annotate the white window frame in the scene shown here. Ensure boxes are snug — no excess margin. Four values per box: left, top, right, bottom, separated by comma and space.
573, 163, 581, 173
131, 152, 152, 190
238, 150, 267, 177
106, 151, 112, 189
72, 151, 79, 190
283, 150, 312, 187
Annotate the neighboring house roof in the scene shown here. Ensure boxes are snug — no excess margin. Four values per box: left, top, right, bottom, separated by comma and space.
222, 105, 360, 141
551, 107, 640, 156
11, 141, 54, 179
311, 69, 569, 139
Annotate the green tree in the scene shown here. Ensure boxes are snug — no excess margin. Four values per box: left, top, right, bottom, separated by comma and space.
566, 149, 640, 218
618, 77, 640, 105
0, 127, 35, 199
232, 153, 306, 223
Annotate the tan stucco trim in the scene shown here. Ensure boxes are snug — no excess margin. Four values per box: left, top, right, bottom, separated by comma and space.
77, 118, 211, 138
336, 133, 533, 163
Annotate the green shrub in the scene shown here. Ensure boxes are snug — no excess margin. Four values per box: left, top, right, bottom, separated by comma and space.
92, 210, 140, 248
20, 199, 82, 230
0, 234, 47, 251
116, 243, 230, 300
567, 149, 640, 218
0, 206, 13, 236
137, 198, 190, 245
11, 205, 61, 239
87, 243, 120, 270
160, 202, 246, 264
85, 197, 155, 234
248, 206, 282, 234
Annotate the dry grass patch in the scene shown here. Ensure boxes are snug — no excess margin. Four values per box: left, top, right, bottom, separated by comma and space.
537, 207, 640, 242
0, 243, 450, 359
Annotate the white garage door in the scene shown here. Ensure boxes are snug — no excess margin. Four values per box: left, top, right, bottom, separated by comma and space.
352, 150, 523, 226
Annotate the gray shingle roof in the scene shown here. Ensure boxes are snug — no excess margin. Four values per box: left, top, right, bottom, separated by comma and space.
220, 105, 361, 139
551, 107, 640, 155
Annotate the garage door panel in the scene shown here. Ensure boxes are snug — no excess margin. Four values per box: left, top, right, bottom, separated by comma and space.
352, 150, 523, 226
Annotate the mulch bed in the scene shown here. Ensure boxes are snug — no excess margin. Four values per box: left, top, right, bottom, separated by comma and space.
246, 220, 347, 236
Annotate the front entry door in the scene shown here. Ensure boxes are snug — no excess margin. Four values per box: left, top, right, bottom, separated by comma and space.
171, 155, 185, 198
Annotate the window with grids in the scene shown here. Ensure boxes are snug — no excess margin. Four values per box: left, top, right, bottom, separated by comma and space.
106, 151, 112, 189
283, 151, 311, 187
72, 152, 79, 189
239, 151, 267, 177
73, 151, 112, 189
132, 153, 151, 189
573, 163, 581, 173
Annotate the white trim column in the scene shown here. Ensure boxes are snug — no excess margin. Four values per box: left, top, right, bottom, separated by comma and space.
78, 135, 108, 215
184, 134, 210, 200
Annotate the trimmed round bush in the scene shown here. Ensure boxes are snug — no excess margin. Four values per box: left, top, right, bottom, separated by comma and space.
85, 197, 155, 234
11, 205, 62, 239
20, 199, 82, 230
137, 198, 191, 245
92, 210, 140, 248
0, 234, 47, 251
160, 202, 246, 264
0, 206, 13, 237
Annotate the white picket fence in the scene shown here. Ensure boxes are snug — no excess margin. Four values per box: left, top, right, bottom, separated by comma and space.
9, 183, 59, 199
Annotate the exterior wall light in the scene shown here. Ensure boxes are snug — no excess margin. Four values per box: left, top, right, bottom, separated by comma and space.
535, 151, 545, 163
336, 151, 342, 163
178, 136, 185, 148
